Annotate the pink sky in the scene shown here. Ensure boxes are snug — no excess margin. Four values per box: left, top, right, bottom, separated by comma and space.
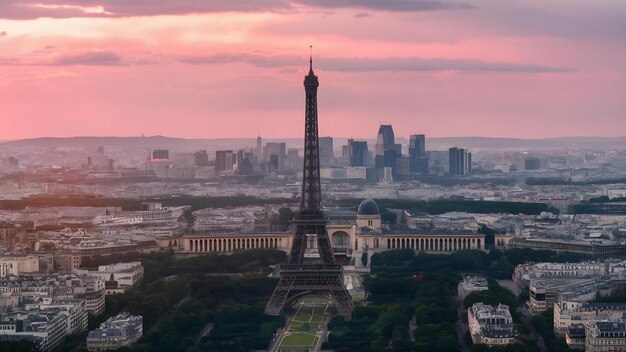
0, 0, 625, 140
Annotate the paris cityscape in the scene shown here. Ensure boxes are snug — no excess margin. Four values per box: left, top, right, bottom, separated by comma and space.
2, 1, 626, 352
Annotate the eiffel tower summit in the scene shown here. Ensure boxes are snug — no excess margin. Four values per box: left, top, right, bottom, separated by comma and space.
264, 55, 354, 318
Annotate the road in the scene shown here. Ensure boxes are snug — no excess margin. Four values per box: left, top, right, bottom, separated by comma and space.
498, 280, 548, 352
408, 314, 416, 342
497, 280, 521, 297
455, 296, 470, 352
194, 323, 214, 347
146, 293, 191, 335
520, 303, 549, 352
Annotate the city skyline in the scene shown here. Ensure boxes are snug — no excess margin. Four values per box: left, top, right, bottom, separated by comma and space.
1, 0, 625, 140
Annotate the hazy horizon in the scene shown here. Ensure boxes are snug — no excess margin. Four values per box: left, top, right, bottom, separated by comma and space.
3, 134, 626, 143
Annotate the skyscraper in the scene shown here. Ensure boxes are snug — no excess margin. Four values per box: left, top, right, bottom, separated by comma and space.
193, 150, 209, 166
215, 150, 234, 173
375, 125, 400, 156
525, 158, 541, 170
264, 142, 286, 171
409, 134, 428, 174
256, 134, 262, 160
409, 134, 426, 158
350, 141, 369, 167
449, 147, 471, 176
235, 149, 254, 175
374, 125, 401, 178
319, 137, 334, 159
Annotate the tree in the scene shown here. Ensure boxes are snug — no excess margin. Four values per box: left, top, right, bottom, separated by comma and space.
277, 207, 294, 226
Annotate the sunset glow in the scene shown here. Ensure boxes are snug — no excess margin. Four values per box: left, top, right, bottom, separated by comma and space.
1, 0, 625, 139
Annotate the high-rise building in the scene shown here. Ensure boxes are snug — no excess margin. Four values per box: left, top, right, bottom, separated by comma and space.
374, 125, 401, 178
409, 134, 426, 158
525, 158, 541, 170
264, 142, 287, 171
410, 157, 429, 174
286, 148, 300, 171
256, 134, 262, 160
427, 150, 449, 175
193, 150, 209, 166
234, 149, 254, 175
397, 157, 411, 178
350, 141, 368, 167
268, 154, 279, 171
215, 150, 234, 173
409, 134, 428, 174
449, 147, 460, 175
375, 125, 399, 156
150, 150, 169, 162
342, 139, 353, 158
375, 149, 398, 170
449, 147, 471, 176
319, 137, 334, 159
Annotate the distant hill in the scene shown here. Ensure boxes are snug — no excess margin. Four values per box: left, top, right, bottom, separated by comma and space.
1, 135, 626, 151
420, 136, 626, 150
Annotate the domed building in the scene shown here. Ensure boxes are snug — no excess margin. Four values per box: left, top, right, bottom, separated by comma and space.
326, 199, 383, 262
357, 199, 379, 216
179, 198, 486, 267
356, 199, 382, 230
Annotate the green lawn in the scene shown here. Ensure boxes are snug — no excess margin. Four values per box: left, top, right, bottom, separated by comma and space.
281, 332, 318, 345
278, 298, 329, 352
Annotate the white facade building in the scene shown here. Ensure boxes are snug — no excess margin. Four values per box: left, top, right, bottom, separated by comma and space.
0, 256, 40, 276
468, 303, 517, 346
458, 275, 488, 300
78, 262, 143, 289
585, 320, 626, 352
87, 313, 143, 351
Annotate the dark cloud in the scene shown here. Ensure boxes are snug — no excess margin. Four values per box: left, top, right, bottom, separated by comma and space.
297, 0, 473, 12
0, 31, 7, 37
177, 53, 575, 73
467, 1, 626, 39
354, 12, 370, 18
0, 0, 290, 19
52, 51, 122, 66
0, 0, 469, 19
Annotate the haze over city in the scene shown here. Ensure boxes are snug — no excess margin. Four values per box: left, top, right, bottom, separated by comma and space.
1, 0, 625, 140
2, 2, 626, 352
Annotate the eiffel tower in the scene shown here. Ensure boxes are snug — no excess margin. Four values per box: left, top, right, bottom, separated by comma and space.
264, 55, 354, 318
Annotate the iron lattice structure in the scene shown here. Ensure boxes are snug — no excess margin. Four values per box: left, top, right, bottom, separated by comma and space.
265, 58, 354, 318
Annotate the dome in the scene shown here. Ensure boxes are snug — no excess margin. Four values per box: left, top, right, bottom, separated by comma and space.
357, 199, 379, 216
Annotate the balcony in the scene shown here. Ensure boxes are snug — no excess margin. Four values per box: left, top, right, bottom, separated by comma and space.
332, 244, 352, 254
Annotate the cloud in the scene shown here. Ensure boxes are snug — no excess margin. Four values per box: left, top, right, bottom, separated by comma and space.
0, 31, 7, 37
0, 0, 291, 19
297, 0, 473, 12
354, 12, 370, 18
0, 51, 123, 66
178, 53, 302, 68
321, 57, 575, 73
52, 51, 122, 65
177, 52, 575, 73
0, 0, 469, 19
